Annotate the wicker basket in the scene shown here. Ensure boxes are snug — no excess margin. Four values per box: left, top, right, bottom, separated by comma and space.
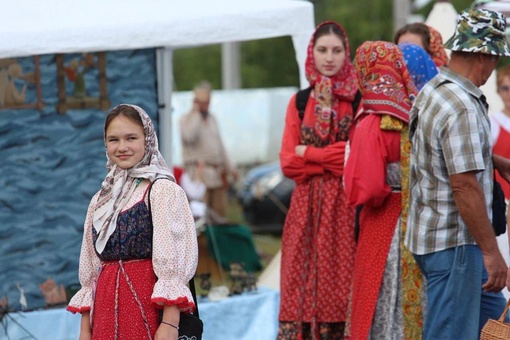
481, 298, 510, 339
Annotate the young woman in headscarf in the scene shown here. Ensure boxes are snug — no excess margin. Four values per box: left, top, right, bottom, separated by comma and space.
278, 21, 359, 340
344, 41, 423, 339
67, 104, 198, 340
394, 22, 449, 68
399, 42, 438, 90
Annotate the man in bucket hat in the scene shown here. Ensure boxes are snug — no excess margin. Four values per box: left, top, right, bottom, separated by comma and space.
405, 8, 510, 339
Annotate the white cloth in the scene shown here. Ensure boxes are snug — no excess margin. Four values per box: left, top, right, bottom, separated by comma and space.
180, 172, 207, 201
93, 104, 174, 254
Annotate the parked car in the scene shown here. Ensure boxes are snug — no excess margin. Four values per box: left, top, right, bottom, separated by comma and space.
237, 162, 294, 233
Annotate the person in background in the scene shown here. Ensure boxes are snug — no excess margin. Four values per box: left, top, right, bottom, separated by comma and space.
394, 22, 449, 68
179, 80, 237, 219
427, 25, 450, 68
344, 41, 422, 339
399, 42, 438, 90
491, 64, 510, 199
395, 22, 431, 54
277, 21, 358, 339
405, 8, 510, 339
67, 104, 198, 339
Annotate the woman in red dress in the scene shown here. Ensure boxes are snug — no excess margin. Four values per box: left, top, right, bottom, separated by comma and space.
344, 41, 422, 339
277, 21, 359, 340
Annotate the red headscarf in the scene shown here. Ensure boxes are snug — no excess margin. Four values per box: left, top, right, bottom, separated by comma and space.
354, 41, 418, 123
302, 21, 358, 145
427, 25, 449, 67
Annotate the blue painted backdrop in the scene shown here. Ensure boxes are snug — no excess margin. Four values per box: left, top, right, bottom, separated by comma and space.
0, 49, 159, 311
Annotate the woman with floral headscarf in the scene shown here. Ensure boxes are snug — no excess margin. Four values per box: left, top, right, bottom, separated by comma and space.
278, 21, 359, 339
344, 41, 423, 339
427, 25, 450, 68
67, 104, 198, 340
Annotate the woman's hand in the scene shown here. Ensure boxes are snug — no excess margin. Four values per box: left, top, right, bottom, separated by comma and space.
79, 329, 92, 340
79, 312, 92, 340
155, 323, 178, 340
295, 145, 307, 157
156, 305, 180, 340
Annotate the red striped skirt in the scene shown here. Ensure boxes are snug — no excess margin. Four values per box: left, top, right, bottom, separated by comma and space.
92, 259, 160, 340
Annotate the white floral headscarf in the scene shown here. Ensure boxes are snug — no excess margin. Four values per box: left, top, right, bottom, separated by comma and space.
93, 104, 174, 254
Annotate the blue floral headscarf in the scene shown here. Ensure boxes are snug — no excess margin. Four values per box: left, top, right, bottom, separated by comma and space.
398, 42, 438, 90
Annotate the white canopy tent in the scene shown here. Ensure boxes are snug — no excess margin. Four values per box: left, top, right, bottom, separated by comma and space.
0, 0, 315, 162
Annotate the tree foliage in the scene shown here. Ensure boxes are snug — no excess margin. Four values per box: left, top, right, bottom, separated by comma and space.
173, 0, 475, 90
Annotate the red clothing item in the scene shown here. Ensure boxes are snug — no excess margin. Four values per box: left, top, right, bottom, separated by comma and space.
280, 94, 353, 184
344, 115, 400, 208
344, 114, 402, 339
92, 260, 160, 339
493, 126, 510, 199
278, 93, 357, 329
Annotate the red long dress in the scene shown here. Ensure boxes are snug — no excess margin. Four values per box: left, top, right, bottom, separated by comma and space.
278, 93, 357, 337
343, 114, 402, 339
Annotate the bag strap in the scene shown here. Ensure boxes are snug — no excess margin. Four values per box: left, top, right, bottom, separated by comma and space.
499, 298, 510, 322
148, 178, 200, 317
295, 86, 312, 120
295, 87, 362, 121
351, 89, 362, 116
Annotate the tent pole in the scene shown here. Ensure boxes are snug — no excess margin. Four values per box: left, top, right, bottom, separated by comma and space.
221, 42, 241, 89
156, 47, 174, 167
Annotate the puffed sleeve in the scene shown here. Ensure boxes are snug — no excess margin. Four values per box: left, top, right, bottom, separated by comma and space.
279, 95, 324, 183
149, 179, 198, 312
67, 192, 102, 314
344, 115, 393, 208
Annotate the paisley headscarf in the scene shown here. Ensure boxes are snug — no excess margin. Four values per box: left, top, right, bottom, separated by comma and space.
427, 25, 449, 67
399, 42, 438, 90
303, 21, 358, 146
354, 41, 418, 123
93, 104, 175, 254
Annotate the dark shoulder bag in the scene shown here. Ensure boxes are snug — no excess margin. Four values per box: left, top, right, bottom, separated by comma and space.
492, 174, 507, 236
148, 179, 204, 339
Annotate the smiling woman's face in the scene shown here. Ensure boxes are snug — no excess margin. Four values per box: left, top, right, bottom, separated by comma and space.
313, 33, 346, 77
106, 114, 145, 169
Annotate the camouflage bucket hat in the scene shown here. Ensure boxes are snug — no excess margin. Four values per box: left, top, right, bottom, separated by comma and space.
444, 8, 510, 57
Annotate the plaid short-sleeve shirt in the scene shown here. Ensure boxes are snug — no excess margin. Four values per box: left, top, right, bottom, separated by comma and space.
405, 67, 493, 255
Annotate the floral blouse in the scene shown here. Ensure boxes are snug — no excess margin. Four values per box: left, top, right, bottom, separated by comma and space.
67, 179, 198, 313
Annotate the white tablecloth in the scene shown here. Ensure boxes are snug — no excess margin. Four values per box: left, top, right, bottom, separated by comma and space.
3, 286, 280, 340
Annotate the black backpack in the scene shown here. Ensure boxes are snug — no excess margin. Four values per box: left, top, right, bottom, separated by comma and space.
295, 87, 362, 120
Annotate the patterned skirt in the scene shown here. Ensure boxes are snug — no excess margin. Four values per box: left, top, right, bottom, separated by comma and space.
92, 259, 160, 339
278, 174, 356, 339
